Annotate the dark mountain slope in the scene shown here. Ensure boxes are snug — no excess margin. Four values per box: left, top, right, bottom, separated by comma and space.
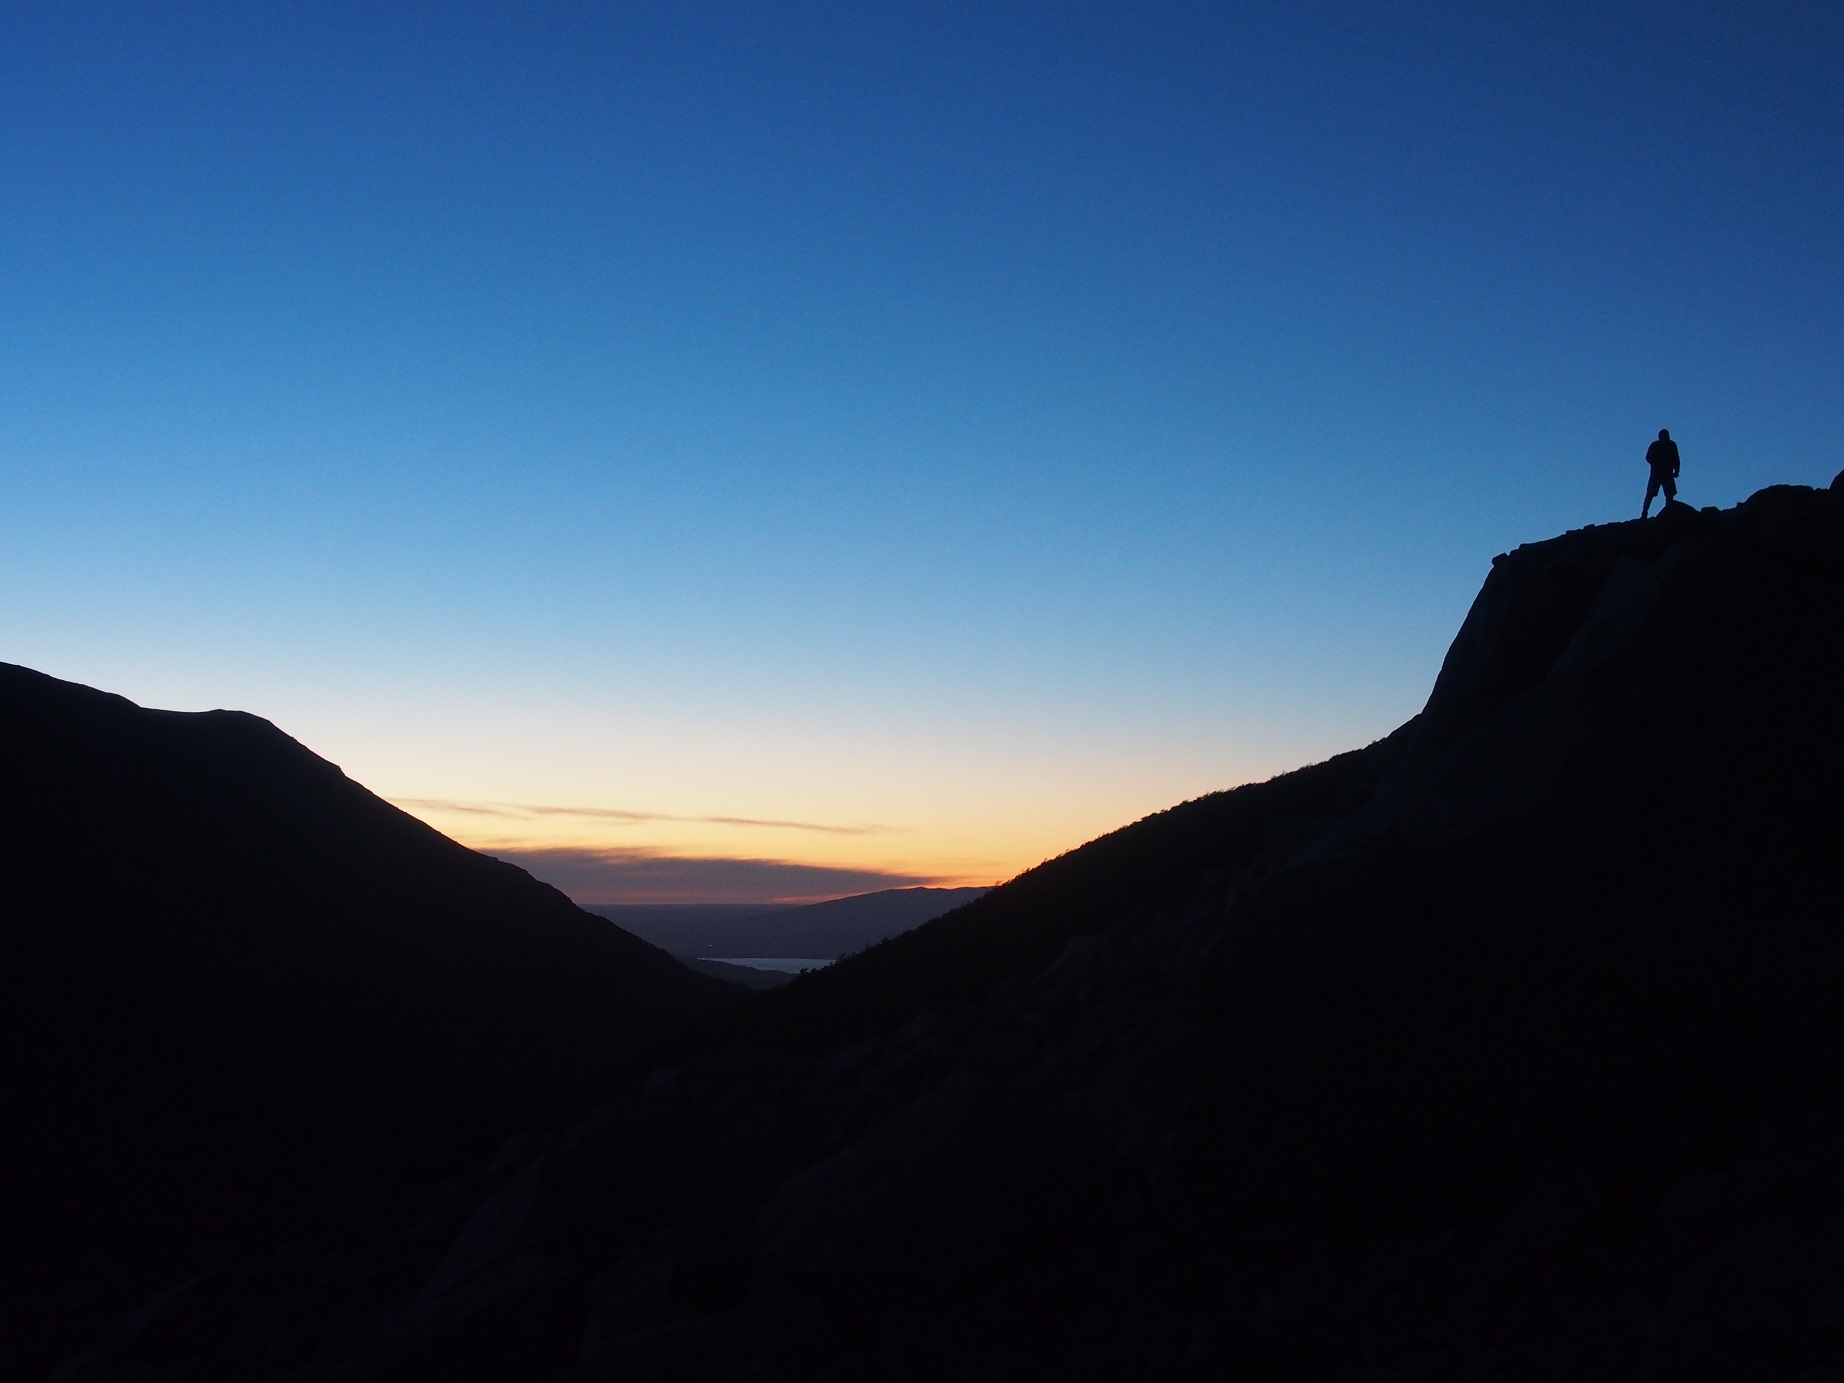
720, 485, 1843, 1062
1183, 486, 1844, 1233
688, 739, 1406, 1052
33, 483, 1844, 1381
0, 665, 733, 1314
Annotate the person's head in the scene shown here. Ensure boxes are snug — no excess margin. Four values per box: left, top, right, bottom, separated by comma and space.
1659, 428, 1670, 440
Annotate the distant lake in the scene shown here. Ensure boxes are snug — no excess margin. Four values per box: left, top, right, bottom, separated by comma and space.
712, 957, 834, 974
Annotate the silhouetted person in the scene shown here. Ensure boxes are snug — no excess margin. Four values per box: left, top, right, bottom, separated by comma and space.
1642, 428, 1681, 517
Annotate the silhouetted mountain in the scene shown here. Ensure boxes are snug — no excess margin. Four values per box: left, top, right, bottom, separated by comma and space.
680, 957, 803, 990
25, 482, 1844, 1380
589, 887, 990, 960
0, 665, 734, 1369
579, 902, 790, 942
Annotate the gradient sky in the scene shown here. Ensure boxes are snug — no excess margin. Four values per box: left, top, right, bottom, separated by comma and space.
3, 2, 1840, 902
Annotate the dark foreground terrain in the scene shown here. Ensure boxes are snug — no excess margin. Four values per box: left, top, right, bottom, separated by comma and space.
0, 671, 734, 1377
13, 481, 1844, 1380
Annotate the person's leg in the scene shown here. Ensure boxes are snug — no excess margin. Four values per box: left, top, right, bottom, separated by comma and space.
1662, 472, 1678, 506
1643, 473, 1660, 518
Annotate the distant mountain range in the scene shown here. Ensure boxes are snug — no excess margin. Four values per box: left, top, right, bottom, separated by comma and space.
14, 481, 1844, 1380
587, 887, 990, 960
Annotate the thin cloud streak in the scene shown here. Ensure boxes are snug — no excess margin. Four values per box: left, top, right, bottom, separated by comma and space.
393, 798, 900, 836
486, 845, 941, 905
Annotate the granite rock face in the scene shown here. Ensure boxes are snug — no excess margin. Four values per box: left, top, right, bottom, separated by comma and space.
22, 484, 1844, 1380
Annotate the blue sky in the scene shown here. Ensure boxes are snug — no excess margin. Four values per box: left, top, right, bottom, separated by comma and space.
3, 2, 1839, 899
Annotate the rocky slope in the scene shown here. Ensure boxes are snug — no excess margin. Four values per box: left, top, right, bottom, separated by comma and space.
0, 668, 735, 1375
24, 481, 1844, 1380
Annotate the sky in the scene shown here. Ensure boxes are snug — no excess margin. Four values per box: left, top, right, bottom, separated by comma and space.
2, 2, 1840, 903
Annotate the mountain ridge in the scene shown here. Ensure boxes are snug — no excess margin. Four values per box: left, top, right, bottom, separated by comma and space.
18, 479, 1844, 1380
0, 663, 734, 1327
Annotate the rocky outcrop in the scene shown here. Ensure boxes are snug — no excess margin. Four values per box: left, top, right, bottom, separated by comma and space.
23, 483, 1844, 1380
